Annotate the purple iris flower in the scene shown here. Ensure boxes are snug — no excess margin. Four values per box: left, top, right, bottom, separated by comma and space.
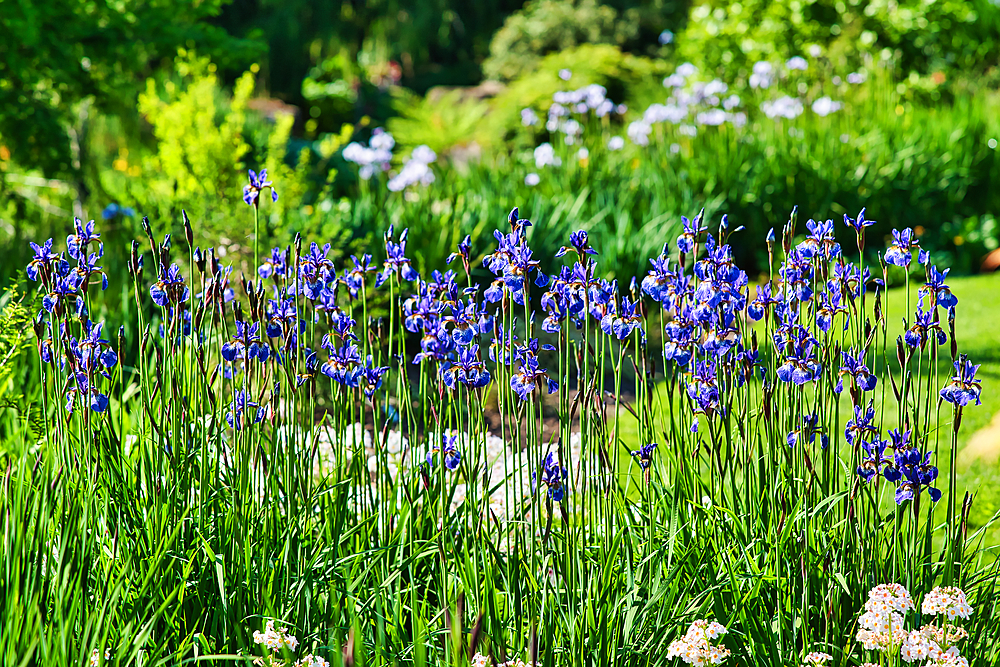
676, 211, 707, 255
42, 273, 84, 315
845, 402, 879, 447
940, 355, 982, 407
441, 344, 492, 389
631, 442, 657, 470
857, 438, 893, 482
427, 430, 462, 470
258, 246, 287, 280
904, 299, 946, 349
511, 354, 558, 401
776, 330, 821, 385
243, 169, 278, 207
26, 239, 59, 282
835, 348, 877, 394
360, 357, 390, 399
227, 390, 265, 430
67, 218, 101, 260
843, 208, 876, 234
537, 452, 568, 502
78, 320, 118, 371
266, 298, 298, 339
797, 219, 841, 260
884, 228, 918, 267
886, 447, 941, 504
342, 254, 377, 297
222, 321, 269, 363
321, 339, 363, 386
921, 266, 958, 310
747, 282, 780, 322
600, 294, 644, 341
150, 264, 190, 307
555, 229, 598, 258
446, 235, 473, 266
64, 372, 109, 414
376, 227, 419, 287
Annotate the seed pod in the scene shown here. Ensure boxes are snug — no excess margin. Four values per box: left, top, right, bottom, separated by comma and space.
141, 215, 155, 247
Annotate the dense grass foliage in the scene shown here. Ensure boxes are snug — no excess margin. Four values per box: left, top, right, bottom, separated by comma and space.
1, 194, 998, 666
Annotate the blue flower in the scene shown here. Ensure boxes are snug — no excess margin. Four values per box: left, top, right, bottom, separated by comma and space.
631, 442, 657, 470
845, 402, 879, 447
843, 208, 876, 234
797, 218, 841, 260
342, 254, 377, 297
921, 266, 958, 310
26, 238, 58, 282
243, 169, 278, 207
676, 211, 707, 255
226, 390, 265, 430
537, 452, 568, 502
885, 228, 918, 267
940, 355, 982, 407
441, 344, 492, 389
222, 321, 269, 363
321, 338, 363, 386
258, 246, 287, 280
555, 229, 598, 259
857, 438, 893, 482
835, 348, 877, 394
266, 298, 298, 339
376, 227, 419, 287
427, 430, 462, 470
360, 357, 390, 399
150, 263, 190, 307
887, 446, 941, 504
510, 351, 558, 401
67, 218, 101, 260
904, 298, 946, 349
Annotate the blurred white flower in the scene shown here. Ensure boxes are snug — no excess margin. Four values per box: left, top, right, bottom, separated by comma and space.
676, 62, 698, 78
410, 145, 437, 164
840, 133, 850, 143
786, 56, 808, 71
669, 143, 681, 154
749, 61, 774, 89
808, 44, 823, 58
722, 94, 741, 110
811, 96, 842, 117
696, 109, 727, 126
533, 143, 562, 168
729, 111, 748, 128
521, 108, 539, 127
369, 128, 395, 151
558, 68, 572, 81
627, 120, 652, 146
678, 124, 697, 137
761, 96, 804, 119
663, 74, 686, 88
645, 103, 688, 124
848, 71, 867, 84
607, 136, 625, 150
561, 119, 582, 136
595, 99, 614, 117
616, 103, 628, 114
524, 173, 540, 186
576, 147, 589, 160
703, 79, 728, 96
659, 29, 674, 45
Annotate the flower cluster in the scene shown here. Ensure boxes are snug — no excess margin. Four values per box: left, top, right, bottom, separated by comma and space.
800, 652, 832, 666
387, 145, 436, 192
471, 654, 536, 667
855, 584, 972, 666
667, 619, 730, 666
253, 620, 300, 653
342, 128, 394, 180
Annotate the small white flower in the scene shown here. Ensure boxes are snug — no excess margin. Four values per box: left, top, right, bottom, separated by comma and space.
558, 68, 572, 81
848, 71, 866, 84
659, 29, 674, 44
576, 147, 589, 160
811, 96, 842, 117
520, 108, 539, 127
676, 62, 698, 78
808, 44, 822, 58
524, 173, 540, 186
607, 136, 625, 151
722, 94, 741, 110
786, 56, 808, 71
533, 143, 561, 168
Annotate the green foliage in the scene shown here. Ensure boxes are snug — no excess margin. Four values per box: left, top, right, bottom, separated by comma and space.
0, 0, 262, 177
387, 89, 491, 156
0, 287, 31, 392
674, 0, 1000, 91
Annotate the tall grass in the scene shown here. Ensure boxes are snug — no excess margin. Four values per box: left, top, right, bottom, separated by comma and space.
2, 192, 998, 667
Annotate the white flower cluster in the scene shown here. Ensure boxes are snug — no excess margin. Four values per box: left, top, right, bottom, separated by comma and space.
761, 95, 805, 120
533, 143, 562, 169
801, 651, 832, 666
387, 145, 436, 192
342, 128, 394, 180
253, 620, 300, 653
811, 96, 842, 117
855, 584, 971, 666
471, 653, 535, 667
295, 655, 330, 667
856, 583, 913, 652
922, 587, 974, 621
90, 649, 110, 666
667, 619, 730, 666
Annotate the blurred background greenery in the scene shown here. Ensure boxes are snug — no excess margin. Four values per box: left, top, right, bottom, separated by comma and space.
3, 0, 1000, 286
